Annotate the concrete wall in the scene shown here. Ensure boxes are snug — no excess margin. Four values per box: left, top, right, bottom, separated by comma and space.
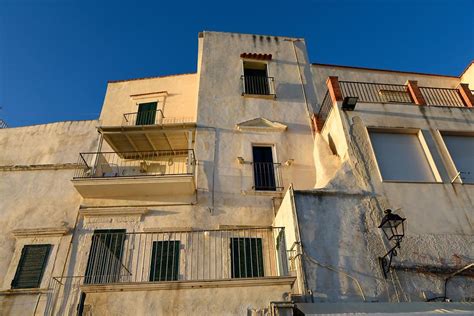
0, 120, 99, 315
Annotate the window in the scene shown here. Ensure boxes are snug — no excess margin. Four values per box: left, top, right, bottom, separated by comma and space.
442, 133, 474, 183
252, 146, 277, 191
84, 229, 126, 284
369, 130, 437, 182
149, 240, 180, 281
11, 244, 51, 289
230, 237, 264, 278
136, 102, 158, 125
242, 61, 271, 95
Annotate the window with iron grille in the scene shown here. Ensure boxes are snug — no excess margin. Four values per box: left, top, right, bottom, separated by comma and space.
11, 244, 51, 289
149, 240, 180, 281
230, 237, 264, 278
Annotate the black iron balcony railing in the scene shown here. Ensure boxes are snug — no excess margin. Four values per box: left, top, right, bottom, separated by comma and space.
340, 81, 413, 104
419, 87, 466, 107
241, 75, 276, 96
74, 149, 195, 179
252, 162, 283, 191
45, 227, 288, 315
82, 227, 287, 284
316, 90, 333, 131
339, 81, 470, 107
122, 109, 194, 126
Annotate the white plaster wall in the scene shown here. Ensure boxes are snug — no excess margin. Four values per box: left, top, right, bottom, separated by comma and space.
298, 80, 474, 302
82, 284, 292, 316
0, 120, 99, 315
99, 73, 198, 127
294, 192, 473, 302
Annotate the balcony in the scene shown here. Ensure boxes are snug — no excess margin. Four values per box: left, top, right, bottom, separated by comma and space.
241, 75, 276, 98
338, 81, 469, 107
316, 80, 473, 131
252, 162, 283, 192
122, 109, 194, 127
45, 227, 292, 314
99, 110, 196, 153
72, 149, 195, 198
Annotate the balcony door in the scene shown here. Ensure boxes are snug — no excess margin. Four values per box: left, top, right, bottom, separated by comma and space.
243, 62, 269, 95
252, 146, 276, 191
136, 102, 157, 126
84, 229, 126, 284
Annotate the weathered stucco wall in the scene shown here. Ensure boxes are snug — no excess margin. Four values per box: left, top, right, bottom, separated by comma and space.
82, 283, 292, 316
99, 73, 198, 127
295, 69, 474, 302
0, 120, 99, 314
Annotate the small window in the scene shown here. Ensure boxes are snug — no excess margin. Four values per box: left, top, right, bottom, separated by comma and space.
136, 102, 158, 125
369, 130, 436, 182
242, 61, 271, 95
150, 240, 180, 281
442, 133, 474, 183
230, 237, 264, 278
11, 244, 51, 289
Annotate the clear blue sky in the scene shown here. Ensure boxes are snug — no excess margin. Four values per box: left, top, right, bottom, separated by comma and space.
1, 0, 473, 127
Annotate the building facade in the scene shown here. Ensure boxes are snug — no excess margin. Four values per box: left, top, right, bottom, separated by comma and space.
0, 31, 472, 315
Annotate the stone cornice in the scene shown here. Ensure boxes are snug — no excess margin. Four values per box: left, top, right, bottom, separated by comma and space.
12, 227, 70, 238
79, 207, 149, 217
0, 163, 81, 172
81, 276, 296, 293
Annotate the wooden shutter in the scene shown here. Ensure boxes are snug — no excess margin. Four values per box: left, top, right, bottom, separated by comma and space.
11, 244, 51, 289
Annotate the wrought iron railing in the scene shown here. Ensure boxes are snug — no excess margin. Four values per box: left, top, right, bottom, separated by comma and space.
419, 87, 466, 107
45, 227, 288, 315
252, 162, 283, 191
316, 90, 333, 131
74, 149, 195, 179
241, 75, 276, 96
339, 81, 412, 104
122, 109, 194, 126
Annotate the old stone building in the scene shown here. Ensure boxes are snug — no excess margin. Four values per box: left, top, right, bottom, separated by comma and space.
0, 32, 472, 315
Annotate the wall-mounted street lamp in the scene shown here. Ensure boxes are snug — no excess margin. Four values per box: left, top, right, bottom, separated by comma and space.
378, 209, 406, 279
341, 96, 358, 111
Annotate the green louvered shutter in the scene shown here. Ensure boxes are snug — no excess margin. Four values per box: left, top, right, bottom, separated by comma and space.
11, 244, 51, 289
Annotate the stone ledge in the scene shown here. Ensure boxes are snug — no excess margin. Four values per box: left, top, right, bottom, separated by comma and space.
12, 227, 70, 238
80, 276, 296, 293
0, 288, 49, 296
0, 163, 81, 172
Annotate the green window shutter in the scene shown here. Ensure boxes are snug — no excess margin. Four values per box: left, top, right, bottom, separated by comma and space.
150, 240, 180, 281
11, 244, 51, 289
230, 238, 264, 278
136, 102, 158, 125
